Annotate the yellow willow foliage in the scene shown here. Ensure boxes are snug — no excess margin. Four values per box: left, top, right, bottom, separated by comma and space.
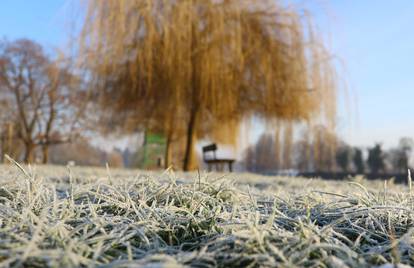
79, 0, 337, 170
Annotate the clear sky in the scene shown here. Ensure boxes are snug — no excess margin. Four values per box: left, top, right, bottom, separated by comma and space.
1, 0, 413, 150
0, 1, 69, 47
316, 0, 414, 149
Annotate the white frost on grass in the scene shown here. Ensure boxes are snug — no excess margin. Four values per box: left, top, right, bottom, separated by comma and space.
0, 163, 413, 267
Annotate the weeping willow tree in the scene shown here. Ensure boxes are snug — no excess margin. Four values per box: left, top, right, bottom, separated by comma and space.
79, 0, 337, 171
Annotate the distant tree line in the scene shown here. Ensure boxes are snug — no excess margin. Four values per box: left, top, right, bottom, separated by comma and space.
335, 137, 413, 174
244, 126, 413, 175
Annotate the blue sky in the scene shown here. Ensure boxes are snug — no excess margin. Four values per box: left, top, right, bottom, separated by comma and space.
1, 0, 413, 149
318, 0, 414, 149
0, 1, 69, 47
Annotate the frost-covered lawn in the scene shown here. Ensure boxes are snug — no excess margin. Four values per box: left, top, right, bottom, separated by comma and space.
0, 163, 413, 267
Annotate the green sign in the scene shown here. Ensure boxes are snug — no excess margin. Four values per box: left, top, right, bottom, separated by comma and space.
142, 133, 166, 169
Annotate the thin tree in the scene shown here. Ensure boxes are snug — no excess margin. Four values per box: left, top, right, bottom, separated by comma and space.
388, 137, 413, 173
312, 125, 337, 172
353, 147, 365, 174
336, 144, 352, 172
79, 0, 337, 170
294, 136, 312, 173
367, 144, 385, 175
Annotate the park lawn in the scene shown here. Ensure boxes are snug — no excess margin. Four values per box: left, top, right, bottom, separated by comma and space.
0, 163, 413, 267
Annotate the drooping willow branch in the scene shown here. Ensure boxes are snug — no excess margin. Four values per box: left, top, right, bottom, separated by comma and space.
79, 0, 337, 170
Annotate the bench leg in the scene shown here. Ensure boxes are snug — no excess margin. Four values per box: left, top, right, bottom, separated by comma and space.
228, 162, 233, 172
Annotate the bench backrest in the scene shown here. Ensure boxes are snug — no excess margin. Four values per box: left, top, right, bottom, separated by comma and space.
202, 143, 217, 160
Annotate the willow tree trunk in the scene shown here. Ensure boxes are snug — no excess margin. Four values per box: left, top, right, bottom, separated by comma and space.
183, 107, 198, 171
182, 21, 200, 172
164, 135, 172, 169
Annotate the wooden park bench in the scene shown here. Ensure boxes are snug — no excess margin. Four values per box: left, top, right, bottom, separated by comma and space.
202, 143, 235, 172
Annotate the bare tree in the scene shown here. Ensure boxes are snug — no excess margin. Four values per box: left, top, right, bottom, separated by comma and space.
293, 125, 338, 173
388, 137, 413, 173
353, 147, 365, 174
336, 143, 352, 172
367, 144, 386, 175
312, 125, 337, 172
0, 39, 82, 163
294, 131, 313, 172
243, 134, 279, 173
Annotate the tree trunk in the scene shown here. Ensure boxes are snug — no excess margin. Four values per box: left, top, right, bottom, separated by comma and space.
42, 145, 49, 164
24, 142, 35, 163
0, 133, 5, 163
183, 21, 200, 172
140, 131, 147, 169
7, 123, 13, 158
183, 108, 198, 171
164, 135, 172, 169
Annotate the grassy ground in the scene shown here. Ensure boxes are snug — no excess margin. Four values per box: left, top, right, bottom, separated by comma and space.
0, 162, 413, 267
